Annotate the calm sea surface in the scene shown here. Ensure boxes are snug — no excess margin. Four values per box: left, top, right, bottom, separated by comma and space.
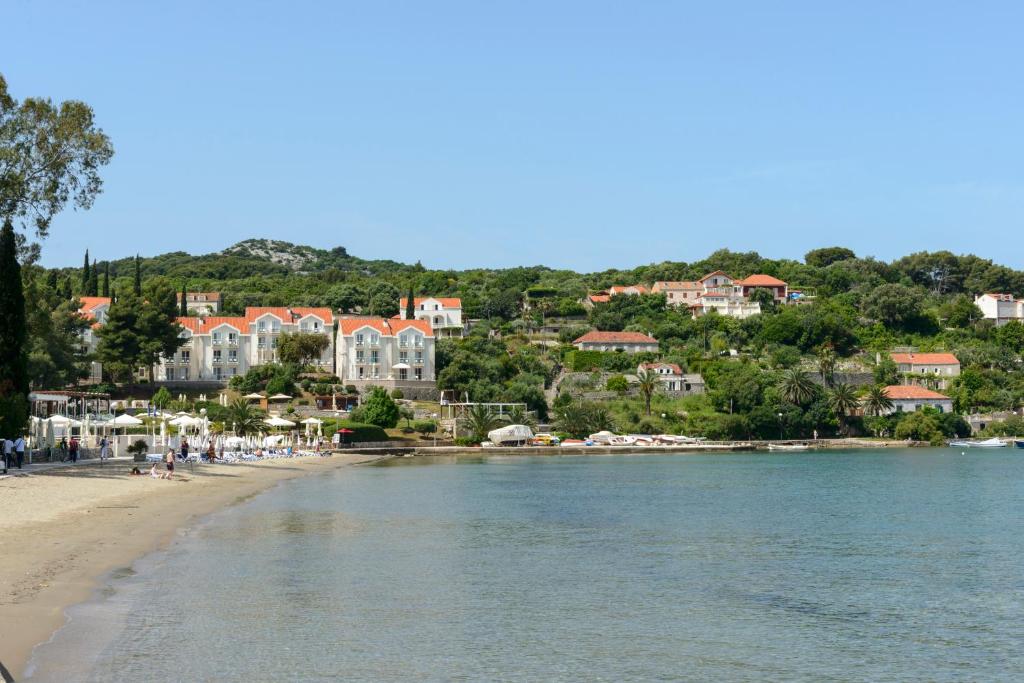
26, 450, 1024, 682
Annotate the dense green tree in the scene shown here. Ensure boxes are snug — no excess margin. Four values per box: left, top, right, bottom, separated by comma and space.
606, 374, 629, 394
805, 247, 856, 268
324, 283, 365, 313
87, 258, 99, 296
0, 74, 114, 238
96, 281, 182, 382
863, 385, 894, 417
277, 332, 330, 368
939, 295, 983, 328
359, 387, 400, 428
553, 399, 614, 439
405, 283, 415, 319
81, 249, 90, 291
827, 383, 859, 435
151, 386, 172, 409
179, 282, 187, 316
133, 255, 142, 295
101, 261, 110, 297
225, 398, 265, 436
0, 219, 29, 434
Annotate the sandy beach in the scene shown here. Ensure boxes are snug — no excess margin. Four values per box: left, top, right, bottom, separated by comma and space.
0, 454, 373, 680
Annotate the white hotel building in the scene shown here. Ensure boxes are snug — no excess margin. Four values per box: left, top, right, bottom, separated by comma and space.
157, 307, 335, 382
335, 317, 437, 397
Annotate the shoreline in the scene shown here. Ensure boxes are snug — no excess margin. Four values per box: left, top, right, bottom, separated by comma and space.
0, 454, 375, 680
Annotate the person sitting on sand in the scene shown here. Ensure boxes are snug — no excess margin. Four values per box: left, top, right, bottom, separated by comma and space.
150, 464, 162, 478
130, 467, 143, 475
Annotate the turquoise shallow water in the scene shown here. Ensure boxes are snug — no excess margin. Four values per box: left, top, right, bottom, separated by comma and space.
26, 450, 1024, 681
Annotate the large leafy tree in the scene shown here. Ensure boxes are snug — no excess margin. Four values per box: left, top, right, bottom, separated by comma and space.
461, 404, 502, 443
827, 383, 859, 435
0, 219, 28, 433
225, 398, 265, 436
358, 387, 400, 429
96, 279, 182, 382
862, 385, 894, 417
0, 74, 114, 238
277, 331, 329, 368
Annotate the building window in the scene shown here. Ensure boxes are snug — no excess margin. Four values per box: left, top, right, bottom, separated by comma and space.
399, 351, 408, 363
183, 368, 190, 380
356, 349, 364, 362
228, 332, 237, 344
228, 349, 237, 362
258, 337, 266, 349
415, 368, 422, 380
370, 351, 379, 364
271, 338, 278, 349
356, 333, 364, 346
212, 332, 221, 345
258, 321, 266, 332
214, 367, 222, 379
180, 350, 190, 363
399, 368, 408, 380
213, 350, 222, 363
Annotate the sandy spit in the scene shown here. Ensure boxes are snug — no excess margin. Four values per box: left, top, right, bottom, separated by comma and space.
0, 454, 374, 680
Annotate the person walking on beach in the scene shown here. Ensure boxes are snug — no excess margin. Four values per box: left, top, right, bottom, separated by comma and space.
69, 436, 79, 463
4, 437, 14, 471
14, 434, 25, 469
165, 448, 175, 479
206, 440, 216, 463
99, 436, 109, 461
59, 436, 68, 462
180, 438, 189, 463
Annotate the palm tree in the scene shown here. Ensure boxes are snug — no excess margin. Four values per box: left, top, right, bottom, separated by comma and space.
817, 345, 837, 387
779, 368, 817, 406
504, 405, 536, 428
462, 404, 502, 443
862, 385, 894, 417
225, 399, 264, 436
635, 368, 660, 416
827, 382, 859, 435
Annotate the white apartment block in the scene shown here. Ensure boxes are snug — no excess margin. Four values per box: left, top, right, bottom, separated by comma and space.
637, 362, 705, 395
975, 293, 1024, 326
399, 297, 463, 337
157, 307, 335, 383
336, 317, 437, 395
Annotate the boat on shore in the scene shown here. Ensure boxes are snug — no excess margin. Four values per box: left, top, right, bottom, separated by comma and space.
948, 438, 1007, 448
768, 443, 810, 452
1015, 440, 1024, 449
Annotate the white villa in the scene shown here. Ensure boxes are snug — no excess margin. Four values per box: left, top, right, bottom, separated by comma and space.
574, 331, 659, 353
77, 296, 112, 383
974, 293, 1024, 326
336, 317, 437, 396
637, 362, 705, 395
399, 297, 463, 337
156, 307, 335, 383
652, 271, 787, 320
176, 291, 221, 315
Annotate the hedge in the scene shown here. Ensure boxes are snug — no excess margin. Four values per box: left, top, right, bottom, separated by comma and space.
324, 420, 389, 442
565, 350, 606, 371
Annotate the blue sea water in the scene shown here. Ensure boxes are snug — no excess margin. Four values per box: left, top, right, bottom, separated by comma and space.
25, 450, 1024, 681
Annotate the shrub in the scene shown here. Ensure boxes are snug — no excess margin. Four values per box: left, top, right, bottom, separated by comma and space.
391, 389, 404, 399
454, 436, 479, 447
345, 384, 358, 395
412, 419, 437, 435
606, 374, 629, 394
333, 421, 389, 442
359, 387, 400, 428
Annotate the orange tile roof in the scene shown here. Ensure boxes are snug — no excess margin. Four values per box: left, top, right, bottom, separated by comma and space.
400, 297, 462, 308
290, 307, 334, 324
883, 385, 950, 400
77, 296, 111, 315
177, 292, 221, 301
699, 270, 731, 282
608, 285, 649, 295
735, 274, 787, 287
890, 353, 959, 366
244, 307, 293, 324
640, 362, 683, 374
574, 331, 658, 344
652, 281, 701, 290
588, 294, 611, 304
177, 316, 248, 334
338, 317, 434, 337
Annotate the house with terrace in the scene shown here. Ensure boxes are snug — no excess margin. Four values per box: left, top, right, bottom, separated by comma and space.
974, 293, 1024, 326
637, 362, 705, 395
889, 352, 960, 390
656, 271, 788, 320
880, 386, 954, 415
399, 297, 463, 337
574, 331, 660, 353
176, 291, 221, 315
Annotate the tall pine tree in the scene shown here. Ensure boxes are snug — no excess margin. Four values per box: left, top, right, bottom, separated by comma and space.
88, 258, 99, 296
102, 262, 110, 297
0, 219, 29, 437
179, 282, 188, 316
405, 283, 415, 319
81, 249, 90, 292
133, 255, 142, 296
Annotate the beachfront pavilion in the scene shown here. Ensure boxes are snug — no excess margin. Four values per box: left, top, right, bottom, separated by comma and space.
29, 391, 112, 420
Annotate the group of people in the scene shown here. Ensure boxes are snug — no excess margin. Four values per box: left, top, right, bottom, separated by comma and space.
2, 436, 26, 474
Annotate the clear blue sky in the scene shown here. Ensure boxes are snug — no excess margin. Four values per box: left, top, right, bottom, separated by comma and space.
6, 1, 1024, 270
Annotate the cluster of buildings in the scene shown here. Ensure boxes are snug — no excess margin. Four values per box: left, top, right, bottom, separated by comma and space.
77, 293, 462, 397
586, 271, 792, 319
974, 293, 1024, 326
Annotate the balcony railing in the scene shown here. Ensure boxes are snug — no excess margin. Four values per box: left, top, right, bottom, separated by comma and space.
212, 358, 223, 364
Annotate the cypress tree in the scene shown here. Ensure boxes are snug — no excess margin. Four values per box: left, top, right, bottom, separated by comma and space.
133, 255, 142, 296
102, 262, 110, 297
81, 249, 90, 292
61, 277, 72, 301
88, 258, 99, 296
180, 282, 188, 317
0, 219, 29, 436
405, 283, 415, 319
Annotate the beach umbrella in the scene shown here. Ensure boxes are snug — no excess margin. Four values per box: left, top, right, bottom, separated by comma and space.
264, 416, 296, 428
338, 427, 353, 446
110, 414, 144, 426
43, 417, 54, 449
160, 419, 167, 446
268, 393, 292, 402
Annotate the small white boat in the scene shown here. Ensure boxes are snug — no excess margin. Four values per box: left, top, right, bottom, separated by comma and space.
487, 424, 533, 446
949, 438, 1007, 448
768, 443, 810, 452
